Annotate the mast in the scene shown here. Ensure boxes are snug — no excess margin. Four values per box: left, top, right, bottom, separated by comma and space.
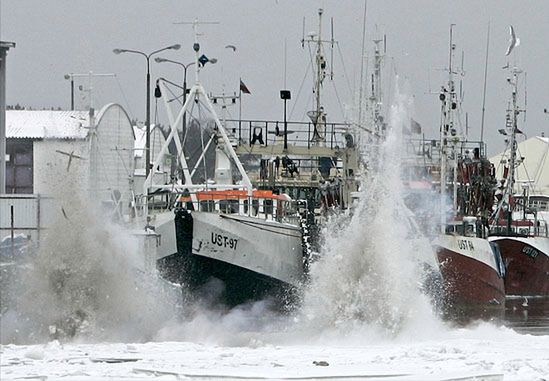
315, 8, 323, 122
371, 37, 385, 137
506, 68, 521, 233
439, 25, 458, 232
304, 8, 334, 145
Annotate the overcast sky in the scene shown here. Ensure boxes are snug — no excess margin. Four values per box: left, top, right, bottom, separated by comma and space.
1, 0, 549, 155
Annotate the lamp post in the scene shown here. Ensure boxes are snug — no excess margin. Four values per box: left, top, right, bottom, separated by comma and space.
113, 44, 181, 179
154, 58, 195, 137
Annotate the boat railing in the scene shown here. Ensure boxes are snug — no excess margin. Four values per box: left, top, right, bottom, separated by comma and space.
248, 156, 345, 187
175, 191, 302, 226
490, 219, 548, 238
404, 138, 487, 162
225, 118, 352, 150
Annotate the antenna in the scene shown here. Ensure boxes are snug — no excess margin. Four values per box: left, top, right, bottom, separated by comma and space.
330, 17, 334, 80
465, 112, 469, 139
480, 21, 490, 142
460, 50, 465, 75
357, 0, 368, 130
524, 71, 528, 123
301, 17, 305, 48
384, 34, 387, 54
173, 19, 220, 84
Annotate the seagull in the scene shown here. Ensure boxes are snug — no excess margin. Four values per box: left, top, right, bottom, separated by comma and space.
225, 44, 237, 52
505, 25, 520, 56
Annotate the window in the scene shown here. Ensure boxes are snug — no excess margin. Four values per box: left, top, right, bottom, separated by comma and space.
252, 199, 259, 216
219, 199, 239, 214
264, 199, 273, 215
6, 139, 33, 194
200, 200, 215, 212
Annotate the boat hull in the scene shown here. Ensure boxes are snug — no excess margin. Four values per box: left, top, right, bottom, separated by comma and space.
488, 236, 549, 296
157, 209, 304, 307
433, 235, 505, 314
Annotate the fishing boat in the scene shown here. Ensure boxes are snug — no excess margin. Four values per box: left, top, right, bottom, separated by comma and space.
142, 21, 305, 307
432, 26, 505, 313
488, 66, 549, 296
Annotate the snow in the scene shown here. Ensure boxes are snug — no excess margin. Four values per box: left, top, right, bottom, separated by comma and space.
1, 323, 548, 380
6, 110, 90, 139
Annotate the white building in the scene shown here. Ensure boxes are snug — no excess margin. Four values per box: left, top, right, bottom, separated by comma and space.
489, 135, 549, 195
3, 104, 135, 234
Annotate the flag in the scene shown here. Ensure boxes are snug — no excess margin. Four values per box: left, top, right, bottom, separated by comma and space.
240, 79, 251, 94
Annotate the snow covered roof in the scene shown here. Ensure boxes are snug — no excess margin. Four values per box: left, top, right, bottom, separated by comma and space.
6, 110, 90, 139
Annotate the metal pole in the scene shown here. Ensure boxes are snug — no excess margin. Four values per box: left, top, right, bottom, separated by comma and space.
146, 59, 151, 179
182, 65, 187, 137
70, 78, 75, 110
239, 79, 242, 142
37, 194, 41, 247
283, 98, 288, 150
10, 205, 14, 260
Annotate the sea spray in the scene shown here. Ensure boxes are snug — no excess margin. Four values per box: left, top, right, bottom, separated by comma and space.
1, 166, 180, 344
297, 81, 443, 340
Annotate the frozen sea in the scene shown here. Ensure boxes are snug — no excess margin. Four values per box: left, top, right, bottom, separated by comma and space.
1, 318, 549, 381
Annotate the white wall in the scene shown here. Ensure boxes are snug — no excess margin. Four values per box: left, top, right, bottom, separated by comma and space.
33, 139, 89, 196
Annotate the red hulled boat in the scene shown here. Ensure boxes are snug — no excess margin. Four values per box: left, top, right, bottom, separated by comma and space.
488, 66, 549, 296
432, 26, 505, 314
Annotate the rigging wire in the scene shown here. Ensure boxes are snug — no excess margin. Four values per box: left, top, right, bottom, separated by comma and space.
289, 60, 312, 120
330, 79, 346, 121
336, 43, 353, 99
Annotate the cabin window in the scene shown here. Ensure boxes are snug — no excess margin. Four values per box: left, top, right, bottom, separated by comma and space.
219, 199, 239, 214
464, 223, 475, 237
200, 200, 215, 212
252, 199, 259, 216
264, 199, 273, 216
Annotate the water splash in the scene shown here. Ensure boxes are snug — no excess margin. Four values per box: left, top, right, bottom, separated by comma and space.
1, 170, 180, 344
297, 80, 443, 341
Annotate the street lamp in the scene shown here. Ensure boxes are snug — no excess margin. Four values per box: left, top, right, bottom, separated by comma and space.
113, 44, 181, 179
154, 56, 217, 137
